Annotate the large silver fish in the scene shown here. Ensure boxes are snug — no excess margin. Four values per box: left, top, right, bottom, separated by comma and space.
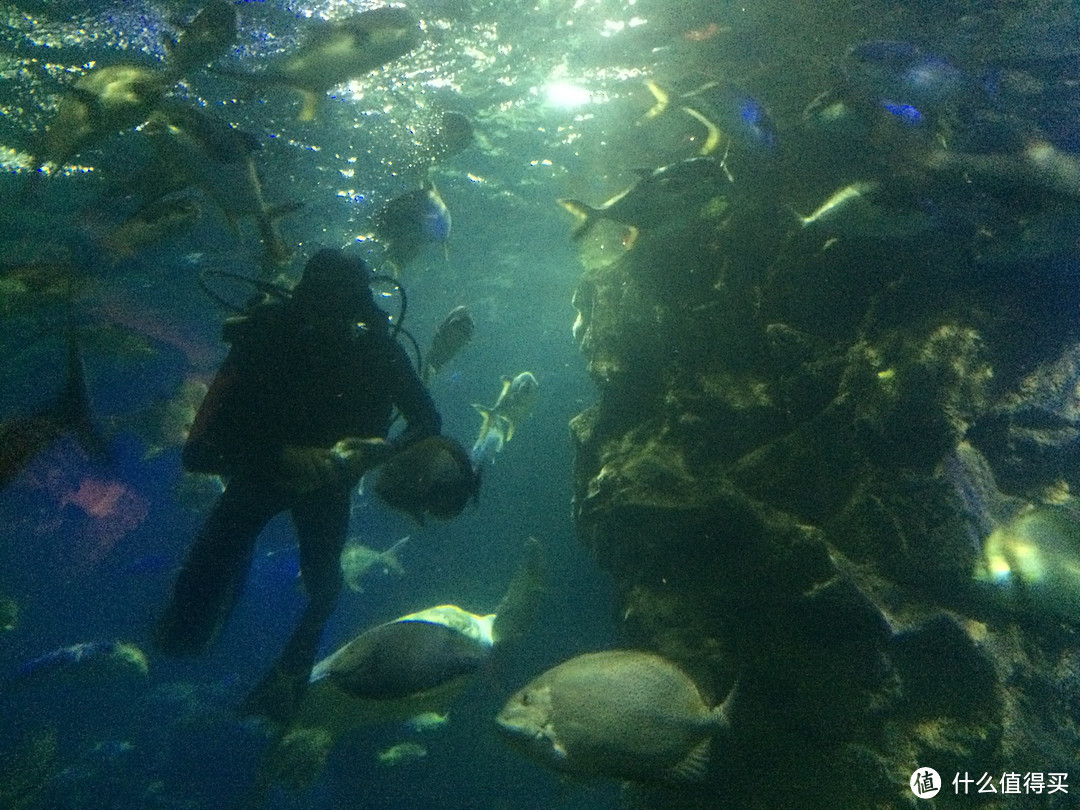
216, 6, 421, 121
35, 63, 173, 171
496, 650, 734, 783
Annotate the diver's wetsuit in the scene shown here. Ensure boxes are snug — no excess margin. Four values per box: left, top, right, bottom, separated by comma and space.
156, 251, 440, 722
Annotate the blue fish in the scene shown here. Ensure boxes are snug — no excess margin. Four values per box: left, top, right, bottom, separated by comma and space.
843, 40, 965, 125
372, 181, 452, 271
645, 79, 778, 155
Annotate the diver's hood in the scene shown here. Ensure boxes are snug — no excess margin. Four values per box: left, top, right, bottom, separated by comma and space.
293, 248, 379, 322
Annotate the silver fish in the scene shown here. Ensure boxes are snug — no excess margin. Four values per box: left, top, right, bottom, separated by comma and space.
496, 650, 734, 783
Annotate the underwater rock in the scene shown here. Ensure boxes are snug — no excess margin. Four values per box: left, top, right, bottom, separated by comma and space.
569, 185, 1080, 808
970, 342, 1080, 496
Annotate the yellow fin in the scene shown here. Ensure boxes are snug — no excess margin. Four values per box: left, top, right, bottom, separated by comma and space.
680, 105, 723, 156
557, 199, 598, 240
472, 404, 495, 438
500, 414, 516, 442
644, 79, 669, 119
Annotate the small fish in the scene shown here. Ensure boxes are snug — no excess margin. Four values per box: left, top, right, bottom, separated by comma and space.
137, 107, 300, 269
0, 595, 17, 632
377, 741, 426, 766
340, 535, 408, 593
11, 640, 148, 686
100, 192, 202, 258
215, 6, 421, 121
558, 157, 727, 242
0, 259, 89, 317
373, 182, 452, 272
34, 64, 173, 171
163, 0, 238, 75
927, 139, 1080, 201
793, 181, 880, 227
424, 306, 475, 382
89, 739, 135, 760
496, 650, 735, 783
470, 372, 538, 466
147, 103, 263, 165
405, 710, 449, 733
372, 436, 480, 524
0, 329, 105, 492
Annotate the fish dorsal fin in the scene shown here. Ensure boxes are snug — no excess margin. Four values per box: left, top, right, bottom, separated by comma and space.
667, 736, 711, 782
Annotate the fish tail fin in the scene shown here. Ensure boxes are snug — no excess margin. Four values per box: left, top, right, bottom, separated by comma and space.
61, 327, 107, 462
643, 79, 669, 119
680, 105, 723, 156
557, 199, 599, 241
469, 406, 505, 465
491, 537, 545, 647
472, 405, 496, 442
499, 414, 516, 443
383, 552, 406, 575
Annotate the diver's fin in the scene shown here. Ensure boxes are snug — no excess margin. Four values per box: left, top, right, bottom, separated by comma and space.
557, 198, 600, 241
680, 105, 723, 156
491, 537, 545, 647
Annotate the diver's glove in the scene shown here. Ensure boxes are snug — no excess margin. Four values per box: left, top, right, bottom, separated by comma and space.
329, 437, 394, 480
278, 439, 393, 495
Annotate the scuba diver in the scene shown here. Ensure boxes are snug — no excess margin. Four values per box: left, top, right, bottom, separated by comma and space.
155, 248, 441, 724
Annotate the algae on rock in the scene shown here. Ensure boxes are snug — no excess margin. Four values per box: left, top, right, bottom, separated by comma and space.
569, 199, 1080, 808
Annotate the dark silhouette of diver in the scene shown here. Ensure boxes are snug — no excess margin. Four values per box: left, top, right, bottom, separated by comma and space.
155, 248, 441, 723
